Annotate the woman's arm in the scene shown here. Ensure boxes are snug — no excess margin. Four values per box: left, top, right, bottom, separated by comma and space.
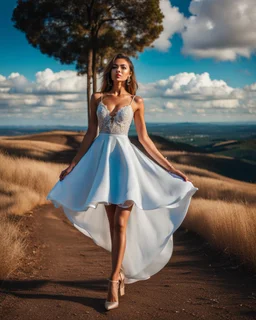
70, 93, 99, 166
133, 96, 189, 181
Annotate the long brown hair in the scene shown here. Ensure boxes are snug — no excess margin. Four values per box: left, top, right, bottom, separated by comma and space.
100, 53, 138, 95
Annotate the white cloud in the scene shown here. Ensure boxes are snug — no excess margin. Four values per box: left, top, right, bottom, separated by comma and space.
139, 71, 235, 102
181, 0, 256, 61
0, 69, 255, 124
163, 72, 234, 99
244, 83, 256, 91
164, 101, 177, 109
0, 69, 89, 124
152, 0, 185, 51
35, 68, 87, 93
1, 68, 88, 94
137, 71, 256, 118
8, 73, 21, 79
8, 73, 34, 93
24, 97, 41, 106
152, 0, 256, 61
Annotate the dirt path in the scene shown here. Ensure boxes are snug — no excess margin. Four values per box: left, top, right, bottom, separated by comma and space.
0, 204, 255, 320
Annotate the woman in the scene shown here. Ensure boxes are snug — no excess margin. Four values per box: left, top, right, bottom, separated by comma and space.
46, 53, 199, 311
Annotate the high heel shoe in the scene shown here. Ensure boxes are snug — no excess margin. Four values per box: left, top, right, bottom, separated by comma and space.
119, 270, 125, 296
104, 279, 120, 310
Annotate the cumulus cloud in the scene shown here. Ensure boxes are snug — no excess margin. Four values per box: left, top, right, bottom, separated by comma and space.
152, 0, 185, 51
0, 69, 92, 124
2, 68, 88, 94
244, 83, 256, 91
35, 69, 87, 93
162, 72, 234, 100
153, 0, 256, 61
138, 71, 255, 117
181, 0, 256, 61
0, 69, 255, 124
139, 71, 235, 102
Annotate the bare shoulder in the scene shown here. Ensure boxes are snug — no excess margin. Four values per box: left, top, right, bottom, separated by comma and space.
134, 95, 143, 103
90, 92, 103, 110
92, 91, 102, 102
134, 95, 144, 112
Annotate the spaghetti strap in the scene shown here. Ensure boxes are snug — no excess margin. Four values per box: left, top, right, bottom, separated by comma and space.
101, 93, 104, 102
130, 95, 136, 105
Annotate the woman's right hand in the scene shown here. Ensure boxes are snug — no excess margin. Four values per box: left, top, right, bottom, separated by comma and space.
59, 163, 76, 181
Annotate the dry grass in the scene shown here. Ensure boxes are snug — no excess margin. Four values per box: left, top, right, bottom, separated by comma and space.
0, 131, 255, 278
0, 151, 66, 216
0, 147, 67, 279
183, 198, 256, 271
0, 213, 27, 279
0, 139, 72, 161
179, 173, 255, 204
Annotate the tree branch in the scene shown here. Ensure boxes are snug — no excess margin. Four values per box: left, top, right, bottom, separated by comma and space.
101, 16, 126, 23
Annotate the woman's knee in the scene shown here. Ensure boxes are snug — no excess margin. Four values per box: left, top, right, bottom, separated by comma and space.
114, 208, 131, 233
114, 218, 126, 233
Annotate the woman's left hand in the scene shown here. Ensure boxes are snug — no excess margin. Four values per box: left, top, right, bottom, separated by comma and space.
168, 168, 191, 182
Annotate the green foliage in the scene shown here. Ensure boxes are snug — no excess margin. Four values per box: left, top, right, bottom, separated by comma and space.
12, 0, 164, 74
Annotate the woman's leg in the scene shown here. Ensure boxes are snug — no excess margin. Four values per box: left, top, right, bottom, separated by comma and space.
110, 204, 133, 280
104, 203, 133, 302
105, 204, 116, 251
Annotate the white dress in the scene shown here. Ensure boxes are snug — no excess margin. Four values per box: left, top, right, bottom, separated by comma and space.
46, 94, 199, 284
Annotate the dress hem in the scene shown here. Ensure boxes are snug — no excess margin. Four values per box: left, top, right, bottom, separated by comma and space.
46, 186, 198, 213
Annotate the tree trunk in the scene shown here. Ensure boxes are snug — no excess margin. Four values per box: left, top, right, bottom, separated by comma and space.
92, 48, 97, 93
87, 48, 93, 124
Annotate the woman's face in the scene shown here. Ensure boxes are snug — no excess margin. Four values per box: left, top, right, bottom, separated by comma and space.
110, 58, 132, 83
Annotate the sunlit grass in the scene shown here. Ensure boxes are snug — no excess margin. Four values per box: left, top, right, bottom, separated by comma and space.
0, 131, 255, 279
183, 198, 256, 271
0, 148, 66, 279
0, 213, 27, 279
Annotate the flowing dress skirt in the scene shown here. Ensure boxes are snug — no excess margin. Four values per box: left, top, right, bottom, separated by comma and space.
46, 132, 199, 284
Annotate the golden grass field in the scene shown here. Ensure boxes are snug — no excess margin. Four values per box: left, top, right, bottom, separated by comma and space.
0, 130, 255, 279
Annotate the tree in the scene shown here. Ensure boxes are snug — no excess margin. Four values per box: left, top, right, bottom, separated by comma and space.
12, 0, 164, 122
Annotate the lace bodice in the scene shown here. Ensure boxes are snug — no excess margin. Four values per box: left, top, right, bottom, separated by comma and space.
97, 94, 135, 135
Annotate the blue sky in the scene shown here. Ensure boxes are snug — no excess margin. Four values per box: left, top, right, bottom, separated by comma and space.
0, 0, 256, 125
